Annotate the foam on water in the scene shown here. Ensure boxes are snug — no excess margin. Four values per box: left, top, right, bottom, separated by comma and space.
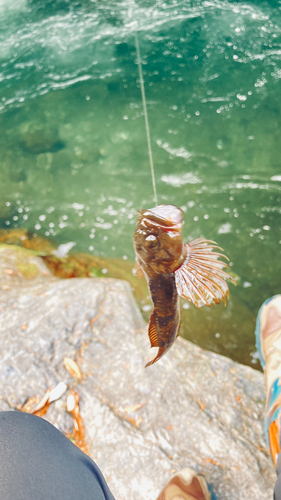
0, 0, 281, 108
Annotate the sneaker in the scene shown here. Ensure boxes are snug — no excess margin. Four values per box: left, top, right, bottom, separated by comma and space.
156, 468, 211, 500
255, 295, 281, 467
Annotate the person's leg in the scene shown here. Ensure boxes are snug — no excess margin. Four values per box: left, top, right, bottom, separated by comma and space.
255, 295, 281, 499
275, 454, 281, 500
0, 411, 115, 500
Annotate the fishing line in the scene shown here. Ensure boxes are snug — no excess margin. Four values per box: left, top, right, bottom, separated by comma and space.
135, 32, 158, 207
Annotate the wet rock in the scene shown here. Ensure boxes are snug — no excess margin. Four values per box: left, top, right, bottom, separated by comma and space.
0, 248, 275, 500
41, 251, 148, 304
0, 233, 148, 305
0, 229, 56, 253
19, 122, 65, 155
0, 244, 52, 290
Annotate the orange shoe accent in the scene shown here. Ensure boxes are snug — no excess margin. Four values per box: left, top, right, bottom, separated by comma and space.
269, 420, 280, 468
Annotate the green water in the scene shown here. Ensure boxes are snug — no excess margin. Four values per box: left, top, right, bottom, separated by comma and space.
0, 0, 281, 368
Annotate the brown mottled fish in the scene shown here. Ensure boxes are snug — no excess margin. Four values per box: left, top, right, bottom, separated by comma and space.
134, 204, 235, 367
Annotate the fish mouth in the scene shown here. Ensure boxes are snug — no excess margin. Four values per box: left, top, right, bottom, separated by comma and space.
140, 204, 184, 230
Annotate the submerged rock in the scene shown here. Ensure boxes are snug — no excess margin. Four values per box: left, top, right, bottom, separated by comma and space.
19, 122, 65, 154
0, 232, 149, 305
0, 228, 56, 253
0, 201, 12, 221
0, 247, 275, 500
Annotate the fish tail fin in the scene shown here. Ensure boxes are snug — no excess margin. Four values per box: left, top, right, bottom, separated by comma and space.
145, 345, 168, 368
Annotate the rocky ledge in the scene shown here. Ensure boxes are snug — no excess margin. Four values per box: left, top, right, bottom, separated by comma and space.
0, 245, 275, 499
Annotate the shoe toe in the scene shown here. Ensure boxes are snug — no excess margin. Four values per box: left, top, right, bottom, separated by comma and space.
157, 468, 211, 500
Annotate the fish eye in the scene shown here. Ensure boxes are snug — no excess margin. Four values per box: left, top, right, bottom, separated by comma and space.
145, 234, 158, 247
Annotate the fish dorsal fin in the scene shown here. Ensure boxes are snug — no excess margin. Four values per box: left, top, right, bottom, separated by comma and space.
175, 239, 236, 308
148, 312, 159, 347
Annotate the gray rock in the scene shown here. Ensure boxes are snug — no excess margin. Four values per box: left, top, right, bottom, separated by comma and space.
0, 256, 276, 499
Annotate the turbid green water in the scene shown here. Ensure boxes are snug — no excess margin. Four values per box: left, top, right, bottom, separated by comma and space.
0, 0, 281, 368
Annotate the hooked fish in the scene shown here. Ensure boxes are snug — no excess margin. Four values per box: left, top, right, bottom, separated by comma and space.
134, 204, 235, 367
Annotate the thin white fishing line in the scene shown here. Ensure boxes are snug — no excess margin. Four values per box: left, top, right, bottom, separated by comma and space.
135, 32, 158, 207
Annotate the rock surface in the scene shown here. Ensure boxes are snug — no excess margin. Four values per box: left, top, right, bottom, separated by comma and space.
0, 248, 275, 499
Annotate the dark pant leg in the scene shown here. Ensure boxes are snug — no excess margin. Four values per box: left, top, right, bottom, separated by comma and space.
274, 453, 281, 499
0, 411, 116, 500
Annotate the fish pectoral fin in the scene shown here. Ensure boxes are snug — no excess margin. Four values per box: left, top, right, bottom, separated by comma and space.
148, 312, 159, 347
135, 261, 144, 278
175, 240, 236, 308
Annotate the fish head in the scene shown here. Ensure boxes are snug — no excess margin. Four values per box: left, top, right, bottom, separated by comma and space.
134, 204, 185, 275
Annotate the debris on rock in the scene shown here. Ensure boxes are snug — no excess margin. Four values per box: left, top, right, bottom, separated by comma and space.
67, 389, 89, 456
64, 358, 83, 381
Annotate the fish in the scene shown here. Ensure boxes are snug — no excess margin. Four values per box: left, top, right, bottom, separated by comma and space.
134, 204, 235, 367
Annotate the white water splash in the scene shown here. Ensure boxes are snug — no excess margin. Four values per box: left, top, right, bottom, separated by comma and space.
161, 172, 201, 187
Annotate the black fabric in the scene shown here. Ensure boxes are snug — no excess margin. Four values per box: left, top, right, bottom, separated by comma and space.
275, 453, 281, 500
0, 411, 116, 500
